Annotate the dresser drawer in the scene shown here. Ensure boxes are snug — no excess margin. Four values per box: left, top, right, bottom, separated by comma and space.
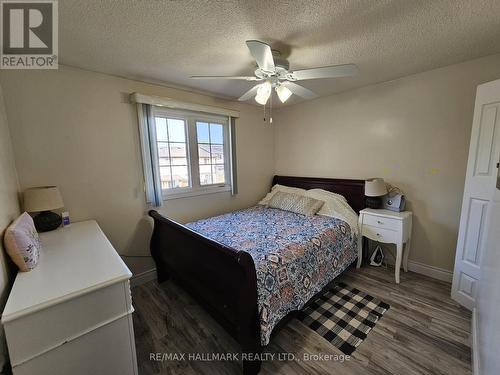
363, 214, 401, 231
4, 280, 133, 367
362, 225, 397, 243
12, 314, 137, 375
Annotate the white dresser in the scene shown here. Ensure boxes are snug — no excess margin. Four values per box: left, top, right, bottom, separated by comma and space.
1, 220, 138, 375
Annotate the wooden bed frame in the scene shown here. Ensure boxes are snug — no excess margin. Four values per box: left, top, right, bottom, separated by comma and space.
148, 175, 365, 374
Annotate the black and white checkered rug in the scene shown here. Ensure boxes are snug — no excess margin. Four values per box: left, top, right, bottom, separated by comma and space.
298, 282, 390, 355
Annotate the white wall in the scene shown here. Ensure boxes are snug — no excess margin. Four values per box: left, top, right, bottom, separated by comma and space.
0, 66, 274, 266
0, 83, 21, 369
274, 54, 500, 271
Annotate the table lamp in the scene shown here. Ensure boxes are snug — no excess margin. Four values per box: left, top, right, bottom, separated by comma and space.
365, 178, 387, 209
23, 186, 64, 232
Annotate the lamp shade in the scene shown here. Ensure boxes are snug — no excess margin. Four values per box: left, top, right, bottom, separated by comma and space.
24, 186, 64, 212
365, 178, 388, 197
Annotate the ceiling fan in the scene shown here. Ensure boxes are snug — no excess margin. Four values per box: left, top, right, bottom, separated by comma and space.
191, 40, 359, 105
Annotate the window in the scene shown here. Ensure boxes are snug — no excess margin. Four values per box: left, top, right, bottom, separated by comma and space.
197, 122, 225, 185
153, 108, 231, 199
155, 117, 189, 190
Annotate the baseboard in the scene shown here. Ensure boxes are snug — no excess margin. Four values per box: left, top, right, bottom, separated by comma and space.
407, 261, 453, 283
131, 260, 452, 287
472, 308, 480, 375
368, 243, 453, 283
130, 268, 156, 288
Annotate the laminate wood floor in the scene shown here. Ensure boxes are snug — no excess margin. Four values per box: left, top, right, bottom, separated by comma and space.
132, 266, 471, 375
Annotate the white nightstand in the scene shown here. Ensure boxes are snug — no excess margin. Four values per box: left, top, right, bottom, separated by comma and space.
356, 208, 413, 284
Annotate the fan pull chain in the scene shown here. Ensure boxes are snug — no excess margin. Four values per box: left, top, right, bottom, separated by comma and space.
263, 99, 266, 122
269, 90, 273, 124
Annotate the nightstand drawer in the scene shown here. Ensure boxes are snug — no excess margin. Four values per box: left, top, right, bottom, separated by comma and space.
362, 225, 397, 243
363, 215, 400, 231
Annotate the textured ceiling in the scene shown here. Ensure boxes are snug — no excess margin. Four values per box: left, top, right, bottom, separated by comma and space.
59, 0, 500, 106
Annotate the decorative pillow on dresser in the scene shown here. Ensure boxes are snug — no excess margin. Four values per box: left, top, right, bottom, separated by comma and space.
268, 191, 324, 216
4, 212, 41, 272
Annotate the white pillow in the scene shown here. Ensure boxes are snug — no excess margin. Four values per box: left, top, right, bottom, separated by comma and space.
306, 188, 348, 203
258, 184, 306, 206
305, 189, 359, 234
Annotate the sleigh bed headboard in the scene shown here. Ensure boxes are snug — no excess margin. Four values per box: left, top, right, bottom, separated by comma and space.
272, 175, 366, 213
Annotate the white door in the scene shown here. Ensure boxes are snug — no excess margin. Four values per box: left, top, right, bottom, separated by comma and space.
451, 78, 500, 310
476, 185, 500, 374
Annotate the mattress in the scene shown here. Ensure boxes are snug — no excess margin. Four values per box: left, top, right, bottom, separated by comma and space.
186, 206, 358, 346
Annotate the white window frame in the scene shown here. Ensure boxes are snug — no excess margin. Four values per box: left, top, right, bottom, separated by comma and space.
152, 107, 231, 200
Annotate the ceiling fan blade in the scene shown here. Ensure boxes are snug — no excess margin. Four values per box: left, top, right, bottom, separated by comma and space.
290, 64, 359, 81
281, 82, 318, 99
238, 85, 260, 101
246, 40, 275, 73
191, 75, 261, 81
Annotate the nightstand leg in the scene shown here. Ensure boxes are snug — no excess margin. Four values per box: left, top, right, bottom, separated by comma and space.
403, 228, 412, 272
395, 242, 403, 284
356, 216, 363, 268
356, 236, 362, 268
403, 241, 411, 272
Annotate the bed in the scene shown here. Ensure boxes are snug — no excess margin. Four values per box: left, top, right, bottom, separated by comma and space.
148, 175, 365, 374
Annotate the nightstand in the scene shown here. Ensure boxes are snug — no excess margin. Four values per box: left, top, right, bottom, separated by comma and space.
356, 208, 413, 284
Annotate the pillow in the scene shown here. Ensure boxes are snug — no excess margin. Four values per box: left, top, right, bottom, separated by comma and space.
258, 184, 306, 206
305, 189, 359, 234
306, 188, 348, 203
268, 192, 324, 216
3, 212, 41, 272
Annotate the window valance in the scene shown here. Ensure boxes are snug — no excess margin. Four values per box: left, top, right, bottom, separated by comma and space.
130, 93, 240, 118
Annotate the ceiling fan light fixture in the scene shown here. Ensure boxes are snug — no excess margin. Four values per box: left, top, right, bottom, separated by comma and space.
255, 91, 269, 105
276, 85, 292, 103
193, 41, 357, 103
255, 81, 272, 105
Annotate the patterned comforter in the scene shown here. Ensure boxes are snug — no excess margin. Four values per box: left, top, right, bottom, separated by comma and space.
186, 206, 358, 346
